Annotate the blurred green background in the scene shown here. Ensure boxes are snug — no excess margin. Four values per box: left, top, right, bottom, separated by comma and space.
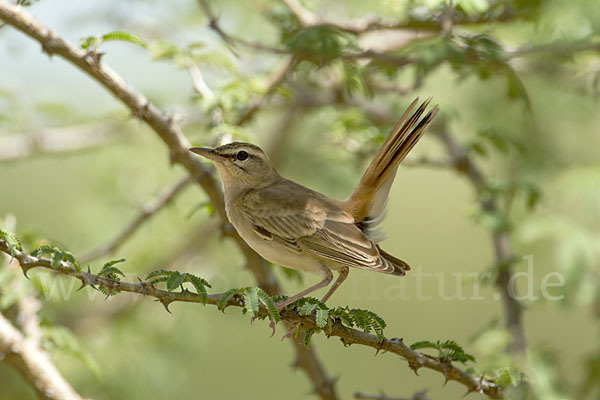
1, 0, 599, 399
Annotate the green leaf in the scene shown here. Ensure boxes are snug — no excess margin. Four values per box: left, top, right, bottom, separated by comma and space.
256, 288, 280, 323
315, 306, 329, 328
298, 300, 318, 316
187, 274, 209, 304
218, 287, 243, 311
101, 31, 147, 48
145, 269, 171, 280
166, 271, 186, 291
410, 340, 438, 351
0, 230, 22, 256
243, 287, 259, 317
303, 327, 319, 346
80, 36, 100, 50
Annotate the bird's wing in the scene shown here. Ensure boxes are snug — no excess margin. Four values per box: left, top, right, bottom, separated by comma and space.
241, 181, 399, 274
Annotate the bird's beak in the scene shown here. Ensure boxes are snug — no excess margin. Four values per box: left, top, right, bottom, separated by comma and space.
189, 147, 221, 161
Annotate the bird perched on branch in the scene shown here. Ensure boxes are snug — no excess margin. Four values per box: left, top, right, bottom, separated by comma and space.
191, 98, 438, 309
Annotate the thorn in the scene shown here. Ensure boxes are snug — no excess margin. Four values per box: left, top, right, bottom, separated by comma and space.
408, 360, 422, 376
22, 266, 31, 279
158, 298, 173, 314
86, 266, 99, 290
374, 337, 386, 356
76, 279, 87, 291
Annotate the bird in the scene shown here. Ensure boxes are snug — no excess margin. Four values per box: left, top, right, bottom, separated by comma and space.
190, 98, 438, 309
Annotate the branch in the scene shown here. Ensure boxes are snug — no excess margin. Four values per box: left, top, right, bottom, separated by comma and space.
78, 176, 192, 263
0, 122, 118, 162
0, 3, 337, 399
280, 0, 520, 33
507, 40, 600, 59
0, 239, 502, 399
355, 390, 430, 400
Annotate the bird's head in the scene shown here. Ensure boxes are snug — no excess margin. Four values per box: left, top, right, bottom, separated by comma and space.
190, 142, 279, 191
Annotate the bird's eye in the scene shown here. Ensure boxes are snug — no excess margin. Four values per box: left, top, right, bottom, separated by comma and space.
236, 151, 248, 161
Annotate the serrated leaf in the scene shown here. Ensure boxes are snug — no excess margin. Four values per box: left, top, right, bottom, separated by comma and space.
297, 300, 318, 316
315, 306, 329, 328
51, 250, 63, 267
98, 266, 125, 279
304, 328, 318, 346
410, 340, 438, 350
166, 271, 186, 291
219, 287, 243, 311
101, 31, 146, 48
0, 230, 22, 254
187, 274, 209, 304
243, 287, 259, 317
256, 288, 280, 323
145, 269, 171, 280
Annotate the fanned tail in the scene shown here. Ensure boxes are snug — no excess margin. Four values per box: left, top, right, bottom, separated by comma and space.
344, 98, 438, 226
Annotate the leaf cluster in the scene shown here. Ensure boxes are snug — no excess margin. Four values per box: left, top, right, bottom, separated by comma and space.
282, 297, 387, 344
31, 245, 79, 271
145, 269, 211, 304
219, 286, 280, 323
410, 339, 475, 364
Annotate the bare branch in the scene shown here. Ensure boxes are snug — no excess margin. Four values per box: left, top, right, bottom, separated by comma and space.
0, 122, 118, 162
0, 239, 503, 399
78, 176, 192, 263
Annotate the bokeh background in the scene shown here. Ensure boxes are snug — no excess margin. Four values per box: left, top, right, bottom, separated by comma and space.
1, 0, 599, 399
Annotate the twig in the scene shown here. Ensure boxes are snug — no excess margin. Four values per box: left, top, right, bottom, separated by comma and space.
78, 176, 192, 263
355, 390, 430, 400
0, 239, 503, 399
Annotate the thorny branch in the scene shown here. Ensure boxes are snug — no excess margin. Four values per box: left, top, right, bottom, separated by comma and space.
0, 239, 502, 399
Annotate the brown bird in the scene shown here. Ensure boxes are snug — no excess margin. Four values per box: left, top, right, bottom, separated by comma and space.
191, 98, 437, 309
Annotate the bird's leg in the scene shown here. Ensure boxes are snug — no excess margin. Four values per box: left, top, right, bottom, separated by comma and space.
275, 265, 333, 310
320, 267, 349, 304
